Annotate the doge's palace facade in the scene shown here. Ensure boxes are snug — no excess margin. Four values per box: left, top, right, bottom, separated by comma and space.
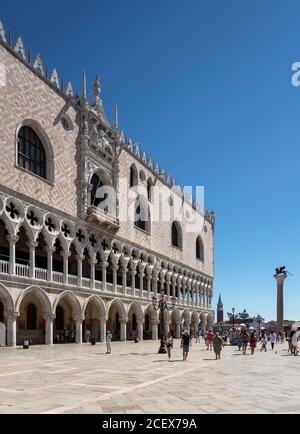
0, 19, 215, 347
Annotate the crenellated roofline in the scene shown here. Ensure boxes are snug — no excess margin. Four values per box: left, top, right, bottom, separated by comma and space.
0, 18, 215, 227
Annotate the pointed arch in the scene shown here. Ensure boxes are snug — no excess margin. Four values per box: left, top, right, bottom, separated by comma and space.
52, 290, 82, 317
0, 282, 15, 312
129, 164, 138, 188
128, 301, 143, 321
82, 295, 106, 320
134, 196, 151, 233
107, 298, 126, 319
15, 286, 52, 314
171, 221, 182, 249
15, 119, 54, 183
196, 235, 204, 261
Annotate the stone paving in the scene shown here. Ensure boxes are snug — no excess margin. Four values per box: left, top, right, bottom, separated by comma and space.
0, 339, 299, 414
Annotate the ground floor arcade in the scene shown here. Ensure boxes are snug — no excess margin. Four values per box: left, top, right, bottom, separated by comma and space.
0, 283, 214, 347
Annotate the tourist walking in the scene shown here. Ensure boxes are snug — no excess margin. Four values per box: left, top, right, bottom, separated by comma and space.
270, 332, 276, 350
85, 328, 91, 344
106, 330, 112, 354
181, 329, 191, 361
195, 329, 201, 343
166, 332, 174, 361
241, 330, 249, 355
206, 330, 214, 351
237, 333, 242, 351
260, 334, 267, 352
213, 332, 223, 360
249, 332, 257, 355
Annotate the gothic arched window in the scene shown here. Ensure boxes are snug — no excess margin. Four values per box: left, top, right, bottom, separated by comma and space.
26, 303, 37, 330
134, 198, 151, 233
90, 174, 108, 211
17, 126, 46, 179
130, 164, 138, 188
147, 179, 153, 202
172, 222, 182, 249
196, 236, 204, 261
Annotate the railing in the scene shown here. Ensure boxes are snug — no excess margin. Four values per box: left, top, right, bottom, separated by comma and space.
16, 263, 30, 277
106, 282, 113, 293
95, 280, 102, 290
53, 271, 64, 284
82, 277, 91, 288
0, 260, 9, 274
117, 285, 124, 294
0, 263, 206, 309
35, 267, 47, 281
68, 274, 78, 286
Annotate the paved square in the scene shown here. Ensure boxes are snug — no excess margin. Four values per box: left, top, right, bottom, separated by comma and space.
0, 340, 299, 414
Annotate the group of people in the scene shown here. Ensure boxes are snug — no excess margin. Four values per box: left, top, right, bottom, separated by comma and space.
164, 329, 224, 361
55, 328, 75, 344
103, 327, 299, 359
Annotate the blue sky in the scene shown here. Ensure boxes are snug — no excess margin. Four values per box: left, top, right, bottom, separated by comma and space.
1, 0, 299, 321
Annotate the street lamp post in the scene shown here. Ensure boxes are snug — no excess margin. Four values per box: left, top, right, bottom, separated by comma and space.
152, 291, 176, 354
232, 308, 236, 328
256, 314, 263, 334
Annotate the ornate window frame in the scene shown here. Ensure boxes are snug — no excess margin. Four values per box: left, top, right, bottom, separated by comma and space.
15, 119, 55, 184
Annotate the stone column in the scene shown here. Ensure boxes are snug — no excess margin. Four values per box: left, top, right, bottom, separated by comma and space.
100, 318, 106, 342
146, 266, 153, 299
7, 235, 18, 275
151, 319, 158, 340
166, 272, 171, 302
101, 252, 109, 292
196, 282, 200, 307
74, 315, 84, 344
44, 314, 55, 345
191, 280, 196, 307
177, 275, 182, 304
130, 261, 138, 295
47, 246, 55, 282
111, 256, 119, 293
182, 278, 187, 306
137, 319, 144, 341
121, 259, 129, 295
202, 284, 206, 307
62, 251, 70, 284
120, 318, 127, 341
152, 269, 159, 297
6, 312, 19, 347
159, 270, 166, 295
186, 279, 191, 306
138, 263, 146, 298
171, 274, 177, 300
28, 241, 38, 279
76, 255, 85, 287
89, 258, 97, 290
274, 272, 287, 334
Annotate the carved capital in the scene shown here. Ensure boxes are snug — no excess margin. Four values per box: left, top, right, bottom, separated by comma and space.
6, 311, 19, 321
43, 314, 56, 322
6, 235, 19, 244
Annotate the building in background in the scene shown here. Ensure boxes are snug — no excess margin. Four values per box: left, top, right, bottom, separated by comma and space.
217, 293, 223, 324
0, 19, 215, 347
